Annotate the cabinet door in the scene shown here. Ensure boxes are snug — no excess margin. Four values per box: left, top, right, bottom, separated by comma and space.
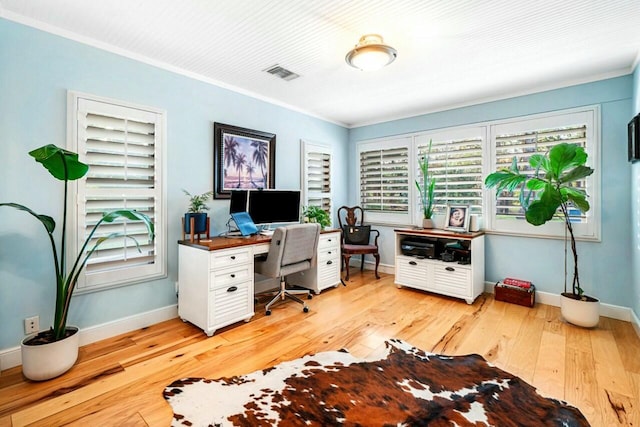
431, 263, 471, 298
395, 255, 430, 289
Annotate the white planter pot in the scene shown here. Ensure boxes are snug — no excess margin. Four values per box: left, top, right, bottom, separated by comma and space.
560, 293, 599, 328
422, 218, 434, 229
21, 326, 79, 381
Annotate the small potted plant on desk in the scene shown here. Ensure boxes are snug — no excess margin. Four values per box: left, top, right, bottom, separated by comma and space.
485, 143, 598, 327
1, 145, 154, 380
183, 189, 213, 239
416, 139, 436, 229
303, 206, 331, 230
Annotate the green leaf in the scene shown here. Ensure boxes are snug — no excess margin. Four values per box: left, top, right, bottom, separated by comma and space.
524, 184, 561, 225
558, 165, 594, 184
29, 144, 89, 181
101, 210, 155, 238
562, 188, 590, 213
0, 202, 56, 233
525, 178, 546, 191
484, 171, 526, 194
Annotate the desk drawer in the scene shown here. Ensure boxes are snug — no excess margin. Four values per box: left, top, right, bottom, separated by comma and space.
210, 247, 252, 269
319, 233, 340, 250
210, 264, 252, 290
209, 281, 252, 326
318, 247, 340, 262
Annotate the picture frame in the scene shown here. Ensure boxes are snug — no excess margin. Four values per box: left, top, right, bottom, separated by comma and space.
213, 122, 276, 199
444, 205, 470, 232
628, 114, 640, 163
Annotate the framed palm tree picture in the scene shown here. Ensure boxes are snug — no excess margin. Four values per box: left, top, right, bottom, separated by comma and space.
213, 122, 276, 199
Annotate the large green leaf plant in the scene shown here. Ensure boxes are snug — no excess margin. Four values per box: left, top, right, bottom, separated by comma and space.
415, 139, 436, 220
484, 143, 594, 297
2, 145, 154, 342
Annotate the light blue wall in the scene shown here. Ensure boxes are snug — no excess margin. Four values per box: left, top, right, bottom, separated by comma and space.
632, 65, 640, 321
0, 19, 349, 350
350, 76, 634, 308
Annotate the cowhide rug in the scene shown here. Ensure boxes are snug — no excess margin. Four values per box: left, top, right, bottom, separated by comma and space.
163, 338, 589, 426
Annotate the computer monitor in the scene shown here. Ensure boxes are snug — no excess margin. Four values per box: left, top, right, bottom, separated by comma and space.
229, 190, 249, 214
248, 189, 301, 226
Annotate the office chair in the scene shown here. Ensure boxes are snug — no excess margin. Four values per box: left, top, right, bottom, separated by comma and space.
337, 205, 380, 281
254, 223, 321, 315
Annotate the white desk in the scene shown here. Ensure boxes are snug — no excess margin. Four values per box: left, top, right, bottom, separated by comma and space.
178, 230, 341, 336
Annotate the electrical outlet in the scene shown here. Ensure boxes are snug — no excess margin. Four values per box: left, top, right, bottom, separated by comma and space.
25, 316, 39, 334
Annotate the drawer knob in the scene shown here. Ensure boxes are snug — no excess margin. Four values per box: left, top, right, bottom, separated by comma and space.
230, 274, 236, 278
227, 286, 238, 292
445, 267, 455, 272
409, 261, 417, 266
326, 260, 332, 265
328, 251, 332, 255
230, 255, 236, 260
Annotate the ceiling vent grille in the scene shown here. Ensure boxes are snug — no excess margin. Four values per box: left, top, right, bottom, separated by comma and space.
264, 65, 300, 81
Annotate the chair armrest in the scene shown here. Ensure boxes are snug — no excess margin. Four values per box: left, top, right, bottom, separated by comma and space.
371, 228, 380, 246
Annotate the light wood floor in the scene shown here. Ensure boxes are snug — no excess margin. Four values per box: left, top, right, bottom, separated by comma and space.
1, 271, 639, 426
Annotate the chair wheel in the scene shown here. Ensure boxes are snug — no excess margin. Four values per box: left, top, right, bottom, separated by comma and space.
303, 306, 309, 313
307, 294, 313, 300
265, 310, 272, 316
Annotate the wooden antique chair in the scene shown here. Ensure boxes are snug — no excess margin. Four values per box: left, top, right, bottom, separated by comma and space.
337, 206, 380, 281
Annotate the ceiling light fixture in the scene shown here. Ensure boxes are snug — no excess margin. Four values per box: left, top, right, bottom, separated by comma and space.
345, 34, 397, 71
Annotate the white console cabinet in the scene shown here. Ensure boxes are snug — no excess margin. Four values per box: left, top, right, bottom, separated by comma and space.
394, 228, 485, 304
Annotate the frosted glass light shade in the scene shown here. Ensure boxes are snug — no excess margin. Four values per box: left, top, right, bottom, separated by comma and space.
345, 34, 397, 71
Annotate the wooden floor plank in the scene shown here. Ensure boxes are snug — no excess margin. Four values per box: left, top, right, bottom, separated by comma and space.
1, 270, 639, 426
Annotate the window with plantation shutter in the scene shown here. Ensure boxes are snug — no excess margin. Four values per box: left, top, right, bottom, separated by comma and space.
416, 128, 485, 218
487, 108, 599, 239
301, 140, 333, 223
357, 137, 410, 224
69, 92, 166, 293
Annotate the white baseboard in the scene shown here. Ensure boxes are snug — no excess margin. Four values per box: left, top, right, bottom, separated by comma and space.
0, 304, 178, 372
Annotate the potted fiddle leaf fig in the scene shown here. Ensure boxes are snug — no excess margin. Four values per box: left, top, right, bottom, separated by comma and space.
2, 144, 154, 380
416, 139, 436, 228
303, 206, 331, 230
183, 189, 213, 235
485, 143, 598, 327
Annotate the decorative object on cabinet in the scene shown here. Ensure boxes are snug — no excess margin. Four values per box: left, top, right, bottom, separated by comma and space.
1, 145, 154, 380
213, 122, 275, 199
444, 205, 470, 232
182, 189, 212, 241
485, 143, 598, 327
394, 228, 484, 304
302, 205, 331, 229
415, 139, 436, 229
337, 206, 380, 281
254, 223, 320, 315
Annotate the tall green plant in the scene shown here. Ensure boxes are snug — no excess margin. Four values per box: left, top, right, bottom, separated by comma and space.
2, 145, 154, 341
484, 143, 593, 296
303, 206, 331, 229
415, 139, 436, 219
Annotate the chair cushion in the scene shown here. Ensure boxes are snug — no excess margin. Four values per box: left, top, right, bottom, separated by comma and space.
342, 243, 378, 253
342, 225, 371, 245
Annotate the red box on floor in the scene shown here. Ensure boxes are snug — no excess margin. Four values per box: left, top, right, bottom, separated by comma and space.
494, 282, 535, 308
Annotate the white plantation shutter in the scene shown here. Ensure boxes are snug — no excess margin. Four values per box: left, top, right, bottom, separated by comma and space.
358, 137, 410, 224
488, 108, 599, 239
302, 140, 332, 221
416, 128, 484, 217
70, 93, 166, 292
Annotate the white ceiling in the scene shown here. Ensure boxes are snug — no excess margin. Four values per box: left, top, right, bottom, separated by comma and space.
2, 0, 640, 127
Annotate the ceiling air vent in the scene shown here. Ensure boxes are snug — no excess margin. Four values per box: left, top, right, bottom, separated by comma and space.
264, 65, 300, 81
